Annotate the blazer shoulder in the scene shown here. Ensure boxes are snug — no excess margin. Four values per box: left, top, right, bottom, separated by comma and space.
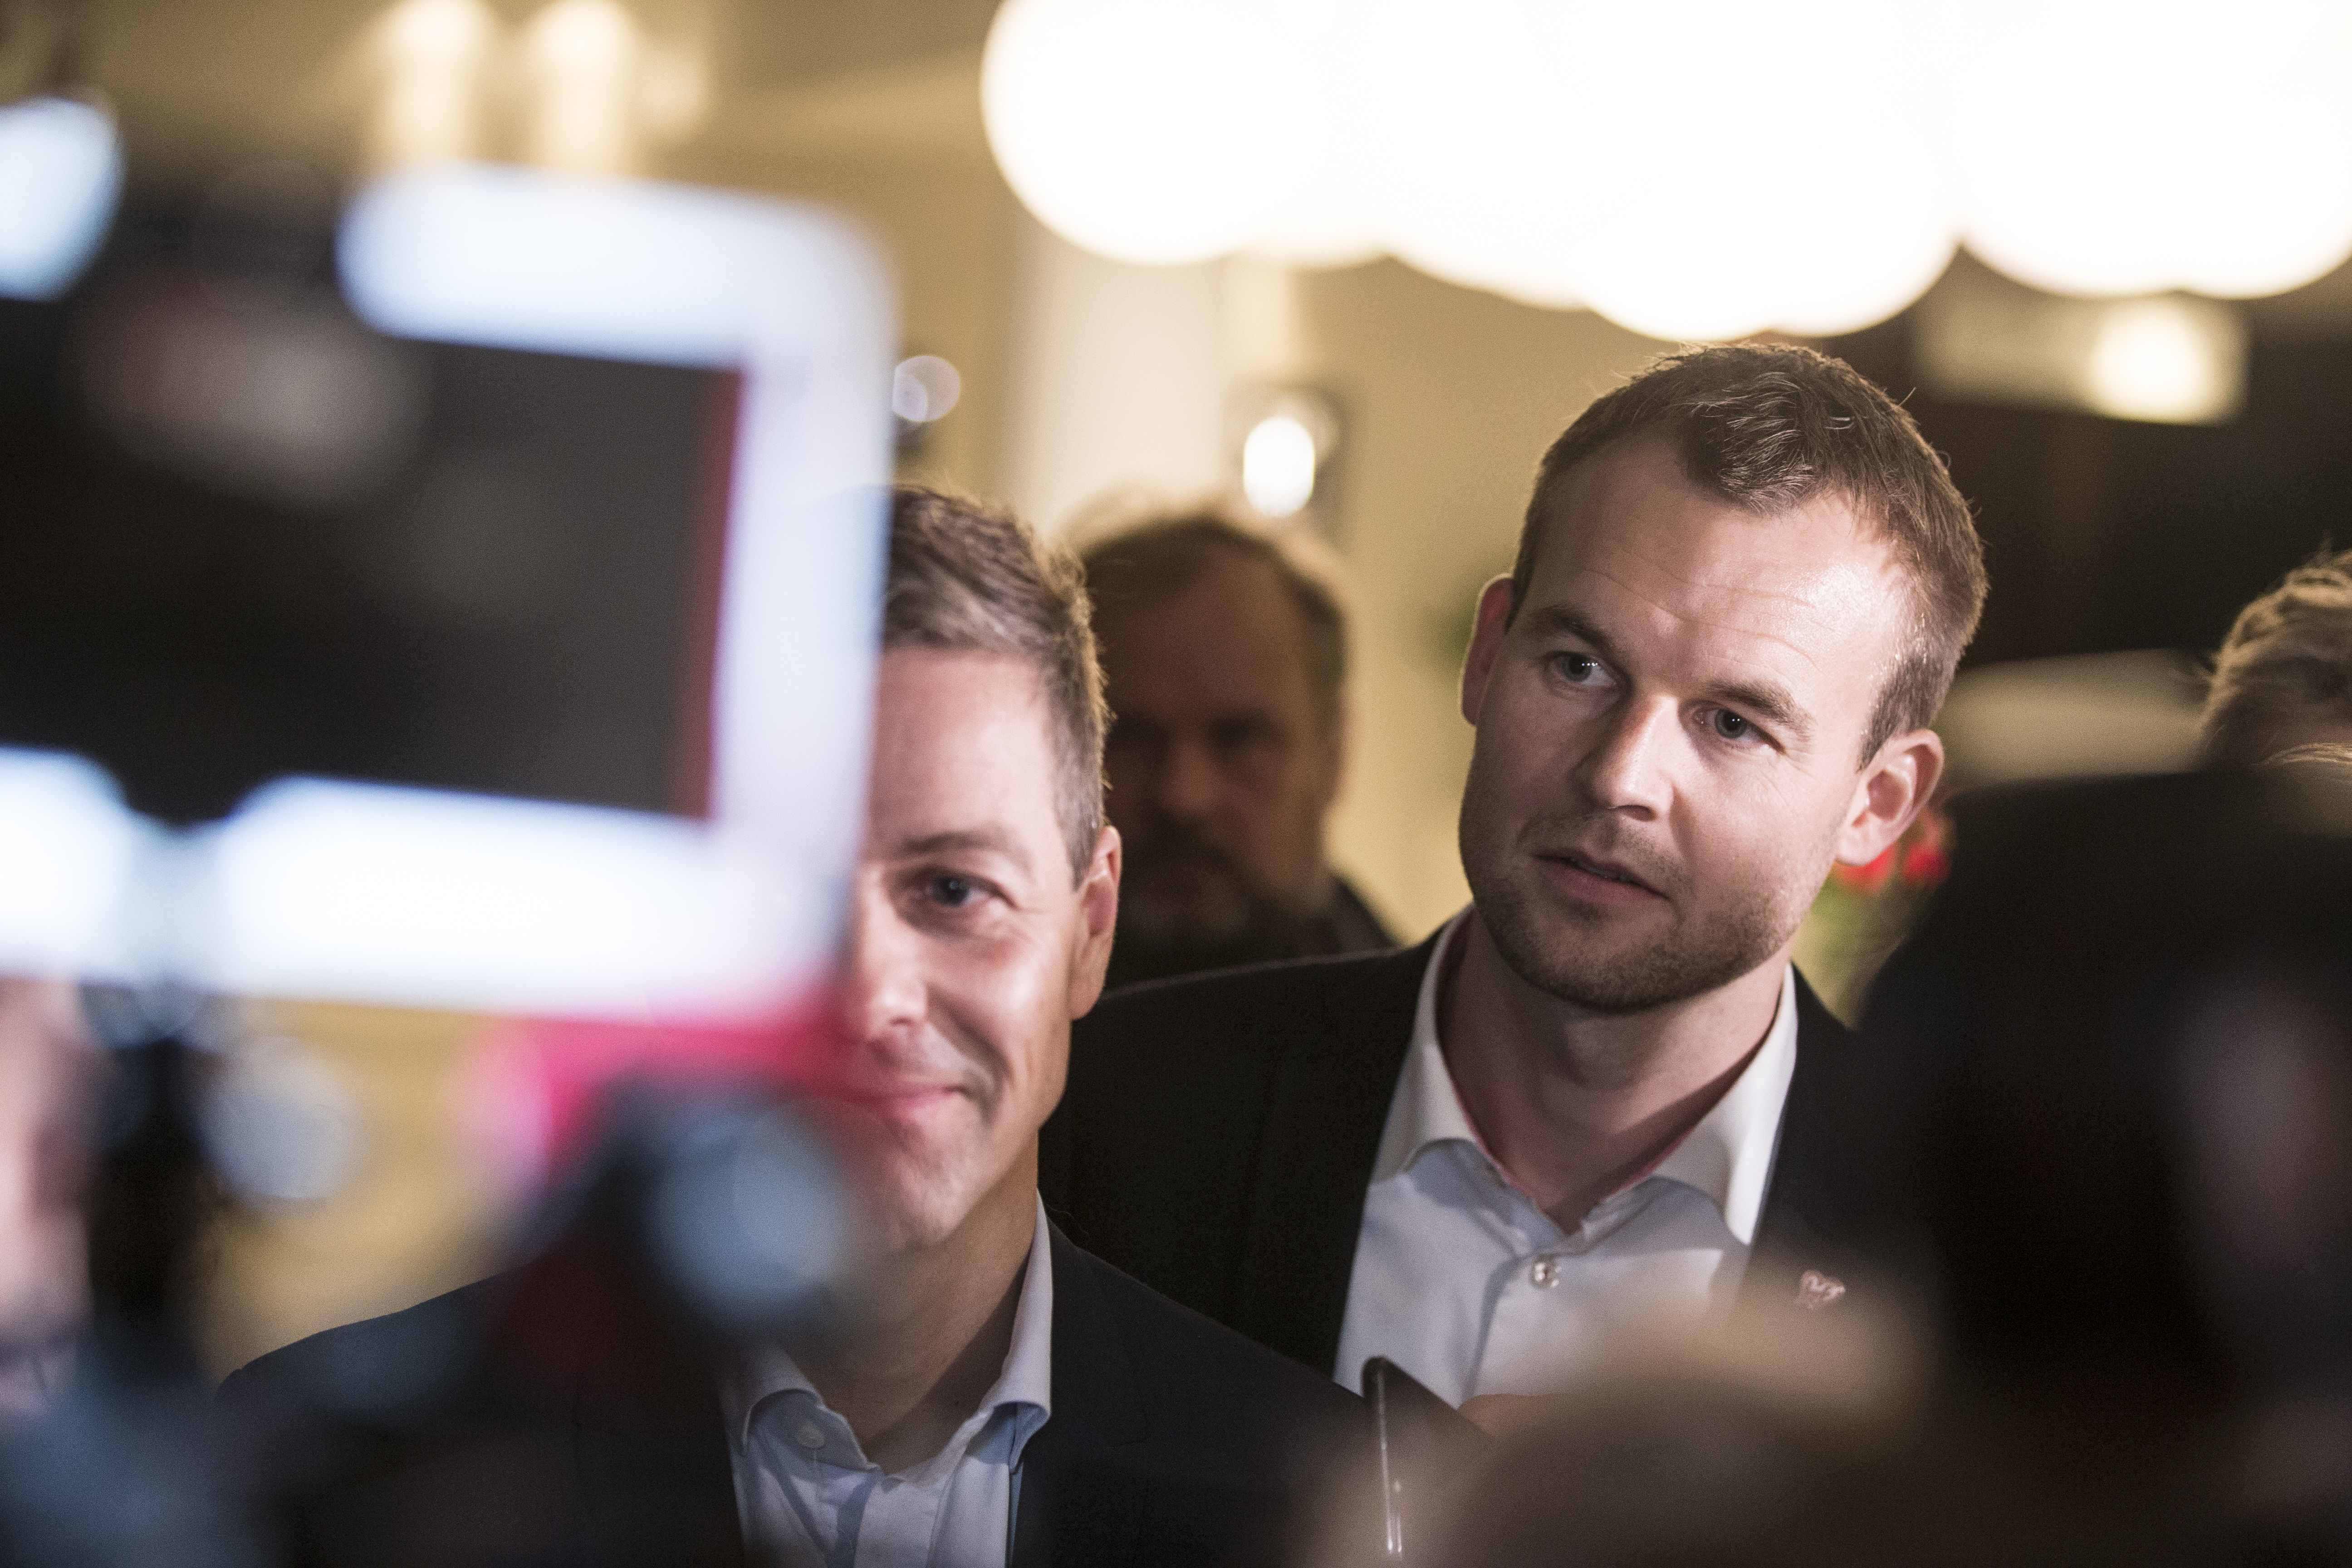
220, 1274, 511, 1427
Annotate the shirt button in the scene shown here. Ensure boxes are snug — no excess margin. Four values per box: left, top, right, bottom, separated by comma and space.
795, 1423, 825, 1450
1529, 1256, 1560, 1289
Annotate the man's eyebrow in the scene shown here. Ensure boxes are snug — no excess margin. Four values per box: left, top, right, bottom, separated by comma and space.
1518, 603, 1625, 666
1706, 678, 1814, 745
1521, 601, 1817, 745
896, 827, 1031, 867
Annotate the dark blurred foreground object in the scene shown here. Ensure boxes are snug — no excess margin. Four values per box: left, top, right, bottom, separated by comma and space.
0, 187, 726, 825
220, 1086, 1373, 1568
1860, 763, 2352, 1560
0, 1006, 265, 1567
216, 1089, 829, 1568
1416, 1348, 1997, 1568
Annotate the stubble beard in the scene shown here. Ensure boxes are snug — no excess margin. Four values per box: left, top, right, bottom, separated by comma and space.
1116, 816, 1303, 947
1460, 799, 1810, 1016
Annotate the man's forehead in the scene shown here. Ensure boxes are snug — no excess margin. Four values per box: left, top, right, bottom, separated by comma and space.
1538, 443, 1907, 649
870, 649, 1059, 837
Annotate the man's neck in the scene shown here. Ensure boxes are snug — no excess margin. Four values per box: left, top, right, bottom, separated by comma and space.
788, 1152, 1039, 1475
1437, 912, 1788, 1233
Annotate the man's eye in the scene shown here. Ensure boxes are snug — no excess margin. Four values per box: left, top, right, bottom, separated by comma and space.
929, 875, 982, 908
1552, 652, 1606, 685
1705, 709, 1753, 741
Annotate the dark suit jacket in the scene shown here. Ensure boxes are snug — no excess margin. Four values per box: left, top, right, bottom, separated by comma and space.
1041, 933, 1875, 1382
220, 1223, 1367, 1568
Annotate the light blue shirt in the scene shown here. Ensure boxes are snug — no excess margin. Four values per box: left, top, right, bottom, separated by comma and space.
722, 1200, 1055, 1568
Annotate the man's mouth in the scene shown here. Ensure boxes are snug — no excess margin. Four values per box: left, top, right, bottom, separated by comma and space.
1545, 851, 1664, 900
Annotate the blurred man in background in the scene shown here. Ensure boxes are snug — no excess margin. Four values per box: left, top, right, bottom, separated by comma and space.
1046, 347, 1987, 1403
1079, 512, 1393, 990
2201, 545, 2352, 766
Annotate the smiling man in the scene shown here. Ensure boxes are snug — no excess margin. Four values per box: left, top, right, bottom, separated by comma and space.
740, 487, 1365, 1567
1043, 346, 1988, 1402
220, 488, 1364, 1568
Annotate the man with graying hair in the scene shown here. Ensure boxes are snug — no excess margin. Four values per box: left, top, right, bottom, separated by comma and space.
1047, 346, 1988, 1406
1079, 510, 1393, 991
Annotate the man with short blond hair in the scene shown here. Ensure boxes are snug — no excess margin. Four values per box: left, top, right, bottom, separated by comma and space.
226, 486, 1364, 1568
1047, 346, 1988, 1403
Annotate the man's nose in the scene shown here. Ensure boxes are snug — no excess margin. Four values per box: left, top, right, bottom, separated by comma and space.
1578, 697, 1676, 818
1152, 734, 1222, 820
835, 884, 926, 1043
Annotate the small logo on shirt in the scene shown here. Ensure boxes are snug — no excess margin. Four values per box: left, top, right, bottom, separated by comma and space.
1794, 1270, 1847, 1310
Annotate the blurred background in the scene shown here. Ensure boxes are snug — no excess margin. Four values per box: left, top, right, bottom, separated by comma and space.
8, 0, 2351, 1377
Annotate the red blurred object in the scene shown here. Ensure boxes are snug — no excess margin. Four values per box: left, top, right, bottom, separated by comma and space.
1901, 838, 1950, 887
456, 992, 839, 1195
1827, 805, 1951, 897
1829, 844, 1898, 897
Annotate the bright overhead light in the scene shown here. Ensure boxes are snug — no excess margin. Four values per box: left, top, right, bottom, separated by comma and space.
519, 0, 644, 173
0, 96, 122, 301
1914, 265, 2244, 426
1549, 0, 1954, 340
982, 0, 1344, 266
2085, 297, 2243, 424
370, 0, 500, 166
1241, 413, 1318, 517
982, 0, 2352, 333
892, 355, 961, 422
1947, 0, 2352, 299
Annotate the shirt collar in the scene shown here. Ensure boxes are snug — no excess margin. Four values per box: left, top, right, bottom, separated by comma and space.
1370, 908, 1799, 1245
720, 1195, 1057, 1455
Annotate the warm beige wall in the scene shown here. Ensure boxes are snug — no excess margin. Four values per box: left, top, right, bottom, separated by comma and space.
1288, 261, 1667, 942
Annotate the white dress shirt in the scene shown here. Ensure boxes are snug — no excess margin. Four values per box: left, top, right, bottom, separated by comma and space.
1332, 911, 1799, 1404
722, 1200, 1055, 1568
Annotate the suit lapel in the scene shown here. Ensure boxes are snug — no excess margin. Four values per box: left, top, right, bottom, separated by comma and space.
1740, 971, 1869, 1318
520, 1236, 745, 1568
1227, 937, 1436, 1379
1010, 1227, 1146, 1568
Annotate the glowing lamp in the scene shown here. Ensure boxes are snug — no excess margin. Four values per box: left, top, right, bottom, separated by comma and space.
981, 0, 1343, 266
1949, 0, 2352, 299
0, 96, 122, 301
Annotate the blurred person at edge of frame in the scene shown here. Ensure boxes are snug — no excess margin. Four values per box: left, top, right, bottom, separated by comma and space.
1077, 509, 1393, 991
2201, 545, 2352, 767
1044, 345, 1987, 1401
0, 979, 101, 1428
220, 486, 1368, 1568
1839, 760, 2352, 1564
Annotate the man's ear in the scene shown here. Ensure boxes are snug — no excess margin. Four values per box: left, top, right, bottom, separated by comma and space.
1068, 824, 1122, 1019
1835, 729, 1946, 867
1460, 575, 1516, 725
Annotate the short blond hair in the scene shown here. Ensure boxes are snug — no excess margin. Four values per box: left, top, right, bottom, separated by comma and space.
884, 486, 1107, 877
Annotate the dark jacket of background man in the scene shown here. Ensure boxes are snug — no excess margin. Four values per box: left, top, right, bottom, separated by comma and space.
1079, 511, 1392, 990
1046, 346, 1989, 1397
